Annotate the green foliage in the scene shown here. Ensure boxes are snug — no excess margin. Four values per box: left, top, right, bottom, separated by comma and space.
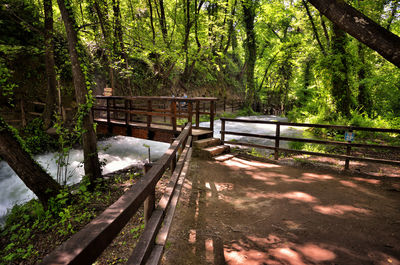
0, 172, 137, 264
22, 118, 57, 155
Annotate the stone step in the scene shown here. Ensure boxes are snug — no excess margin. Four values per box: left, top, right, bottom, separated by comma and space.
199, 145, 230, 159
193, 138, 221, 149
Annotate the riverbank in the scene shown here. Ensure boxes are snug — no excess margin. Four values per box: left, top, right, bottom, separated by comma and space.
0, 166, 147, 264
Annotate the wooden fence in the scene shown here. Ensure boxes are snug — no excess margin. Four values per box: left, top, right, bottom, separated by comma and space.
41, 123, 193, 265
220, 118, 400, 169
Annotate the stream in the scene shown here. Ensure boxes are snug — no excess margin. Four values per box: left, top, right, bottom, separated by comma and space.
0, 115, 304, 225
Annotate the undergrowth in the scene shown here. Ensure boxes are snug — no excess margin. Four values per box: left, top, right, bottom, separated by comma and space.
0, 170, 141, 264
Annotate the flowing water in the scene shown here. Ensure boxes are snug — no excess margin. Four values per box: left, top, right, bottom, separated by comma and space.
0, 115, 304, 225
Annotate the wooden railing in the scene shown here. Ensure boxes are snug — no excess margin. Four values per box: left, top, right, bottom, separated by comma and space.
220, 118, 400, 169
41, 123, 193, 265
93, 96, 217, 133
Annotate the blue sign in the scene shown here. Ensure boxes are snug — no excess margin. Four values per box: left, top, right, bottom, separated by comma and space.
345, 131, 355, 142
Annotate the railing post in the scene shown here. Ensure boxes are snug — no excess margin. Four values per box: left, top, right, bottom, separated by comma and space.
196, 101, 200, 128
223, 98, 226, 112
113, 98, 117, 119
147, 99, 152, 128
170, 138, 177, 172
274, 122, 280, 160
163, 102, 166, 122
188, 102, 193, 136
106, 98, 112, 134
106, 98, 110, 124
345, 130, 352, 170
125, 99, 129, 125
221, 119, 225, 143
171, 100, 177, 133
210, 100, 215, 136
143, 163, 155, 224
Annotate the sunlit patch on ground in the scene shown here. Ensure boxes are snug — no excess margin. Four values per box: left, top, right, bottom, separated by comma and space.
245, 191, 319, 203
313, 204, 371, 216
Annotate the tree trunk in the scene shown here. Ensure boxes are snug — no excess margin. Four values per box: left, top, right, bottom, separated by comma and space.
159, 0, 168, 42
56, 0, 102, 185
303, 0, 326, 55
331, 23, 351, 117
42, 0, 58, 129
357, 43, 372, 115
241, 0, 257, 108
147, 0, 156, 44
308, 0, 400, 68
0, 118, 61, 206
182, 0, 192, 81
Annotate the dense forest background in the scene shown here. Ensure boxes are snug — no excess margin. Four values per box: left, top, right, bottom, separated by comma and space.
1, 0, 400, 128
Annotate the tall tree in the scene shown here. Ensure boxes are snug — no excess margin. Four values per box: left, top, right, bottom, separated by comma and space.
307, 0, 400, 68
0, 118, 61, 206
56, 0, 102, 186
42, 0, 58, 129
330, 24, 351, 116
241, 0, 257, 107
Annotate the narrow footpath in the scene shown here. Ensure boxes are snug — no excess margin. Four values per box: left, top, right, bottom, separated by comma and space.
162, 156, 400, 265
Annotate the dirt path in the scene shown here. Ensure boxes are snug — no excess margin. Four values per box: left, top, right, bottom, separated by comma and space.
163, 156, 400, 265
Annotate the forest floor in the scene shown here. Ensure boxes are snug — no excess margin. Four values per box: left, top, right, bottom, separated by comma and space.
162, 154, 400, 265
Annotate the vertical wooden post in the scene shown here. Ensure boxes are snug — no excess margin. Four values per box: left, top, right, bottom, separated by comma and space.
223, 98, 226, 112
147, 100, 152, 128
345, 130, 352, 170
171, 101, 177, 133
143, 163, 155, 224
274, 122, 280, 160
125, 99, 129, 126
196, 101, 200, 128
221, 119, 225, 143
210, 100, 215, 136
188, 102, 193, 136
163, 102, 166, 122
106, 98, 111, 124
129, 100, 133, 122
170, 152, 177, 172
112, 98, 117, 119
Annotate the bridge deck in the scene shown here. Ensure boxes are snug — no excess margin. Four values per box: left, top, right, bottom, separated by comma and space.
95, 118, 213, 142
163, 156, 400, 265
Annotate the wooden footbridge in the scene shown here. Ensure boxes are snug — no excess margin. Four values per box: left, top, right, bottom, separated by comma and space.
40, 96, 400, 265
93, 96, 217, 143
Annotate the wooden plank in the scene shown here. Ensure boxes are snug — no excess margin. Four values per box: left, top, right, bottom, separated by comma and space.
127, 135, 192, 265
146, 148, 192, 265
95, 95, 218, 101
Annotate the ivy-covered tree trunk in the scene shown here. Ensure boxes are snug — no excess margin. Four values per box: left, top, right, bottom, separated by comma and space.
357, 44, 372, 115
0, 118, 61, 206
242, 0, 257, 108
331, 23, 351, 117
56, 0, 102, 186
42, 0, 58, 129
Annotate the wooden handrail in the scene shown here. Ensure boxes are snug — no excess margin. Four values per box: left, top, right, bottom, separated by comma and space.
220, 117, 400, 134
41, 123, 193, 265
220, 118, 400, 170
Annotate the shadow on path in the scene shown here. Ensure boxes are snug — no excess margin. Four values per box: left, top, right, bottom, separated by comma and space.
163, 156, 400, 265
